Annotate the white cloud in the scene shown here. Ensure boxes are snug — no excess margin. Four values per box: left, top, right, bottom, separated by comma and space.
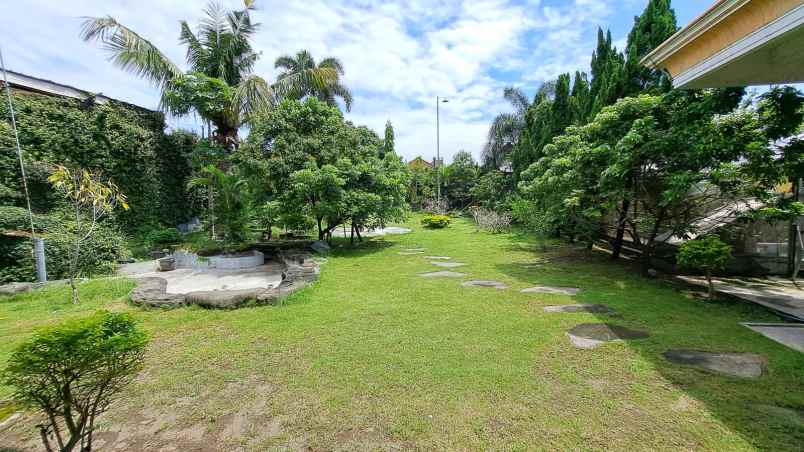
0, 0, 625, 163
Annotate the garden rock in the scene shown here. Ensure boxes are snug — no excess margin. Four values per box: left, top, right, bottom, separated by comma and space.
431, 261, 466, 268
310, 240, 331, 254
462, 280, 508, 289
662, 350, 767, 379
567, 323, 649, 349
544, 304, 616, 314
521, 286, 580, 296
129, 277, 186, 308
419, 271, 466, 278
185, 288, 266, 309
157, 257, 176, 272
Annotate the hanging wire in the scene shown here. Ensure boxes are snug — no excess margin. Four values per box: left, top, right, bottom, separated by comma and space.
0, 46, 37, 241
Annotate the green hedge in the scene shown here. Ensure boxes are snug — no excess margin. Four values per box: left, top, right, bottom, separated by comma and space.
0, 90, 197, 229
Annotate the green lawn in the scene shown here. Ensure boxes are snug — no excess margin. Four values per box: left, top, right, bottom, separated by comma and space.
1, 215, 803, 450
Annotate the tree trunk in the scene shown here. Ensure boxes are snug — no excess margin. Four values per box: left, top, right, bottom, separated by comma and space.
317, 217, 324, 240
350, 223, 355, 245
611, 198, 631, 259
706, 270, 714, 299
70, 206, 81, 304
355, 226, 363, 242
212, 123, 239, 151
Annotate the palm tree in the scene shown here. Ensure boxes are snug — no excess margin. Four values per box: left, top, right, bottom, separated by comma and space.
482, 87, 530, 169
274, 50, 353, 112
80, 1, 340, 148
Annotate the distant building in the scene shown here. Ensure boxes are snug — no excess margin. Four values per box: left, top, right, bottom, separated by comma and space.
407, 156, 433, 170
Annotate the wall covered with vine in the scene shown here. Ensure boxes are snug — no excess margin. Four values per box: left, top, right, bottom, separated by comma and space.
0, 89, 197, 229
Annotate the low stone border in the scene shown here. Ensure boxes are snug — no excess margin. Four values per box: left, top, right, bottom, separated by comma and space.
0, 279, 71, 297
129, 252, 320, 309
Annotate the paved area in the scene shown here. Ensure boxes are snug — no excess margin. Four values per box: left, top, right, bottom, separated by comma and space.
663, 349, 766, 379
675, 275, 804, 321
119, 260, 283, 294
743, 323, 804, 353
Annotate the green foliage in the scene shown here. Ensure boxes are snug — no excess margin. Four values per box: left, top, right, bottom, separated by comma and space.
678, 236, 732, 273
239, 98, 408, 240
443, 151, 478, 209
162, 72, 234, 120
143, 227, 182, 245
382, 120, 395, 159
421, 214, 450, 229
1, 311, 147, 451
0, 90, 197, 229
470, 170, 513, 212
189, 165, 254, 246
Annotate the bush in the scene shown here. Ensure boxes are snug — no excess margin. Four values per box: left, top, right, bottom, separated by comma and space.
469, 206, 511, 233
0, 215, 128, 284
143, 227, 182, 245
421, 214, 451, 229
677, 235, 732, 298
1, 311, 148, 452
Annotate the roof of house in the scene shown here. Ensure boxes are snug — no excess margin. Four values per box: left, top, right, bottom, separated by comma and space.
0, 69, 155, 111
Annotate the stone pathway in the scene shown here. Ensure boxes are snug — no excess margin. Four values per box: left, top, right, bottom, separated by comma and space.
566, 323, 649, 349
743, 323, 804, 353
663, 350, 766, 379
521, 286, 580, 296
431, 262, 466, 268
398, 251, 424, 255
462, 280, 508, 289
544, 304, 615, 314
418, 271, 466, 278
426, 256, 452, 260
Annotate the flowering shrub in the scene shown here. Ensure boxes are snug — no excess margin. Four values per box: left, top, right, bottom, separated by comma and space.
421, 214, 451, 229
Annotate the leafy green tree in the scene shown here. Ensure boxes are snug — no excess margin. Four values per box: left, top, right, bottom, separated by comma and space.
188, 165, 253, 246
624, 0, 678, 95
274, 50, 353, 111
238, 98, 408, 240
408, 164, 436, 210
81, 1, 341, 148
48, 166, 129, 303
470, 170, 513, 212
677, 235, 732, 298
443, 151, 478, 209
2, 311, 147, 452
382, 120, 395, 159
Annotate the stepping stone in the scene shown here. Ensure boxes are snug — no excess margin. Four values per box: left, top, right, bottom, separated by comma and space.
403, 248, 426, 252
567, 323, 649, 349
431, 261, 466, 268
418, 271, 466, 278
398, 251, 424, 255
462, 280, 508, 289
662, 350, 767, 379
426, 256, 452, 260
544, 304, 615, 314
521, 286, 580, 296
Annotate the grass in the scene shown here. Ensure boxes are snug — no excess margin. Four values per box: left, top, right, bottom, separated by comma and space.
1, 215, 803, 450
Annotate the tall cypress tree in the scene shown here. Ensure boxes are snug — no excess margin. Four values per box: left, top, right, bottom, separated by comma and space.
551, 73, 573, 137
589, 28, 626, 118
569, 71, 590, 124
382, 120, 394, 159
624, 0, 678, 95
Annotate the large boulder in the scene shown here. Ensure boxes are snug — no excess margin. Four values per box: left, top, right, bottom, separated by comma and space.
129, 277, 186, 308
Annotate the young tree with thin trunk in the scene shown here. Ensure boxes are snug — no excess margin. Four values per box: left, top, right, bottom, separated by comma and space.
48, 166, 128, 304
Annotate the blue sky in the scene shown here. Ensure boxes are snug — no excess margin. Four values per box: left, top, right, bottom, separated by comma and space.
1, 0, 709, 162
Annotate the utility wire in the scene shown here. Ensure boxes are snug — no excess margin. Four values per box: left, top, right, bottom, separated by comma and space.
0, 46, 37, 240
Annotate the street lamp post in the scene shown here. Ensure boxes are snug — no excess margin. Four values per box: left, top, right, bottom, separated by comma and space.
436, 96, 448, 204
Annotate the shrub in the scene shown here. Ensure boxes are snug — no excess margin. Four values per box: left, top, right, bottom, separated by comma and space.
144, 227, 182, 245
468, 206, 511, 233
421, 214, 451, 229
1, 311, 148, 452
677, 235, 732, 298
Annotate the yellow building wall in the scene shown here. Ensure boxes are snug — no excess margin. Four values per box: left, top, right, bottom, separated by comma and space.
663, 0, 803, 77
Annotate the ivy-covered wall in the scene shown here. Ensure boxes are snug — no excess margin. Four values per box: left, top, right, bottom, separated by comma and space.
0, 89, 197, 229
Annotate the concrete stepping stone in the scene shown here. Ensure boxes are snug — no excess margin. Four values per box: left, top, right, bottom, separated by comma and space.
418, 271, 466, 278
662, 350, 767, 379
521, 286, 580, 296
462, 280, 508, 289
403, 248, 426, 252
426, 256, 452, 260
431, 261, 466, 268
544, 304, 615, 314
398, 251, 424, 255
567, 323, 649, 349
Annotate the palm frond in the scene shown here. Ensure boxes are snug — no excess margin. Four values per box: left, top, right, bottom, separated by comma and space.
503, 86, 529, 115
319, 57, 345, 75
274, 55, 297, 72
272, 66, 338, 99
233, 74, 275, 124
179, 21, 206, 71
80, 16, 181, 87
